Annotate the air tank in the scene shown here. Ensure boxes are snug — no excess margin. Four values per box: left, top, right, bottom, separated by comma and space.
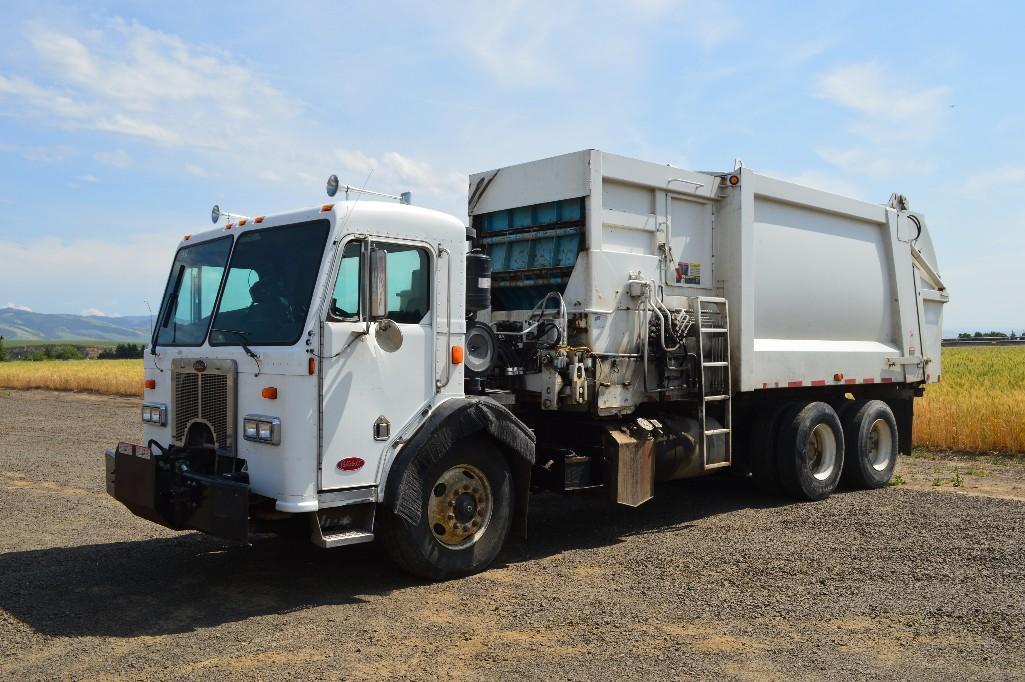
466, 251, 492, 313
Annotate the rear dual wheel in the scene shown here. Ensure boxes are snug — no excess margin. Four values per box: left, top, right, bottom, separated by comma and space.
750, 401, 845, 501
839, 400, 898, 489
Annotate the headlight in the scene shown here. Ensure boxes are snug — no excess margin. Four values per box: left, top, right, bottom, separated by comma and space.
243, 415, 280, 445
141, 403, 167, 426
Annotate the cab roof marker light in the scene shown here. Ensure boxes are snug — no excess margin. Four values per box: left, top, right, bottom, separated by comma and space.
254, 216, 264, 223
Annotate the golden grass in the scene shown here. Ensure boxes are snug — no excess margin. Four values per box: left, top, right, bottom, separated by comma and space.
0, 359, 143, 397
0, 346, 1021, 453
914, 346, 1025, 454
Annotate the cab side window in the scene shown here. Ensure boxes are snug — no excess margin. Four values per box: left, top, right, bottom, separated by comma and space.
329, 240, 431, 323
330, 241, 362, 320
382, 244, 431, 324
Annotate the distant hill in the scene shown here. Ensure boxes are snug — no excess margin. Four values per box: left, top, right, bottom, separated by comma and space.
0, 308, 151, 342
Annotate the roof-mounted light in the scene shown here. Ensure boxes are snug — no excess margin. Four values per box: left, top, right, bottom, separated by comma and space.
210, 204, 252, 225
324, 175, 411, 204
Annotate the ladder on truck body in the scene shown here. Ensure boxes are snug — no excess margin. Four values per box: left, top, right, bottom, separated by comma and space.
693, 297, 732, 469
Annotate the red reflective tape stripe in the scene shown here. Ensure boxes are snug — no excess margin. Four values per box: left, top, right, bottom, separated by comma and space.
788, 381, 804, 388
881, 377, 894, 383
811, 380, 826, 386
844, 378, 857, 385
863, 378, 875, 384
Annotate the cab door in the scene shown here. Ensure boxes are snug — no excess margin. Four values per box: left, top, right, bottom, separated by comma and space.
319, 236, 435, 490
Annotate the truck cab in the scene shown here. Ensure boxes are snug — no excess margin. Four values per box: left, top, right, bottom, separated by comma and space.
108, 198, 534, 578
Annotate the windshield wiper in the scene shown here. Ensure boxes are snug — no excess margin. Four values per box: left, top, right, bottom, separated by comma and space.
209, 328, 260, 375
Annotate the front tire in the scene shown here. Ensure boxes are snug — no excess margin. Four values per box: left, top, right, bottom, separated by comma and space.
775, 402, 845, 501
840, 400, 898, 489
379, 436, 513, 580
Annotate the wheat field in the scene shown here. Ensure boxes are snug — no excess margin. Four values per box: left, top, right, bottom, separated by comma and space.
0, 359, 143, 397
0, 347, 1022, 452
913, 346, 1025, 454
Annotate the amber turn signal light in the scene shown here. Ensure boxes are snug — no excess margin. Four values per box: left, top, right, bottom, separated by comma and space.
451, 345, 464, 364
144, 379, 156, 390
261, 387, 278, 399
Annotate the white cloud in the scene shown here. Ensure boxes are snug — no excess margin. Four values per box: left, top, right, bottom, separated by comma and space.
814, 62, 949, 143
0, 235, 182, 317
0, 18, 469, 217
184, 163, 211, 177
812, 62, 950, 180
81, 308, 108, 317
448, 1, 737, 89
77, 174, 99, 183
772, 170, 867, 201
5, 303, 32, 312
814, 146, 934, 180
960, 165, 1025, 200
94, 148, 131, 168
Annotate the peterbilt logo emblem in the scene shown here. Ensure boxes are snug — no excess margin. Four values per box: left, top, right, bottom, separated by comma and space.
193, 360, 207, 372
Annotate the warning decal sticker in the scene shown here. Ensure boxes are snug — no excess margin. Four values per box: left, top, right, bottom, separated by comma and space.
675, 261, 702, 285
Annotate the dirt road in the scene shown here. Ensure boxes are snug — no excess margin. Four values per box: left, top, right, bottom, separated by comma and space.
1, 390, 1024, 680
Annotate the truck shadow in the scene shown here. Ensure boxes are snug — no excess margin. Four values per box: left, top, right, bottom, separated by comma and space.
0, 476, 788, 638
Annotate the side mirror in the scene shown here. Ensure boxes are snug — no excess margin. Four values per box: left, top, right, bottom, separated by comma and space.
369, 247, 388, 319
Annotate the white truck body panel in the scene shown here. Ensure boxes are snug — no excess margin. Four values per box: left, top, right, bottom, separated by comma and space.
469, 150, 947, 396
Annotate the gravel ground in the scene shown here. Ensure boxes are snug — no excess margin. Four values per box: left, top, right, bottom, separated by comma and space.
1, 389, 1024, 681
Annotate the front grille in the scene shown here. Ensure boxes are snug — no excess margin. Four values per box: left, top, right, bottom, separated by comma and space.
171, 359, 236, 451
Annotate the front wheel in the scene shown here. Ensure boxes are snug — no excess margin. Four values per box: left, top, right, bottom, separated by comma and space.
378, 436, 513, 580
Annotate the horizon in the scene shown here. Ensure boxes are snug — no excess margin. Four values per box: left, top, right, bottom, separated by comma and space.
1, 2, 1023, 329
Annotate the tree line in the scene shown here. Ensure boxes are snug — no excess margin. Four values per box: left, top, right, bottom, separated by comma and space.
956, 331, 1021, 339
0, 338, 145, 361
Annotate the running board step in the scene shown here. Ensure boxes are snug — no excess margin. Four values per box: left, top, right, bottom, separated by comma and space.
315, 529, 374, 549
310, 502, 375, 548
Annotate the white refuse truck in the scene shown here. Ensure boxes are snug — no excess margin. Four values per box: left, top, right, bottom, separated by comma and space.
105, 149, 948, 579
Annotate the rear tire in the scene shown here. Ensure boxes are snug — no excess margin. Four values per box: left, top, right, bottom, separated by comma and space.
775, 402, 845, 501
378, 436, 513, 580
840, 400, 898, 489
748, 403, 790, 495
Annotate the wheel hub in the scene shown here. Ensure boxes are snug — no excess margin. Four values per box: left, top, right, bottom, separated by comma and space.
806, 423, 837, 481
427, 464, 493, 549
867, 418, 893, 471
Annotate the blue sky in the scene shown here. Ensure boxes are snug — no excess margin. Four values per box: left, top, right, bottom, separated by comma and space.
0, 1, 1022, 332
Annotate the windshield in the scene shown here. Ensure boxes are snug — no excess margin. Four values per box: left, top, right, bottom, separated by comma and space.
154, 236, 233, 347
209, 219, 330, 346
